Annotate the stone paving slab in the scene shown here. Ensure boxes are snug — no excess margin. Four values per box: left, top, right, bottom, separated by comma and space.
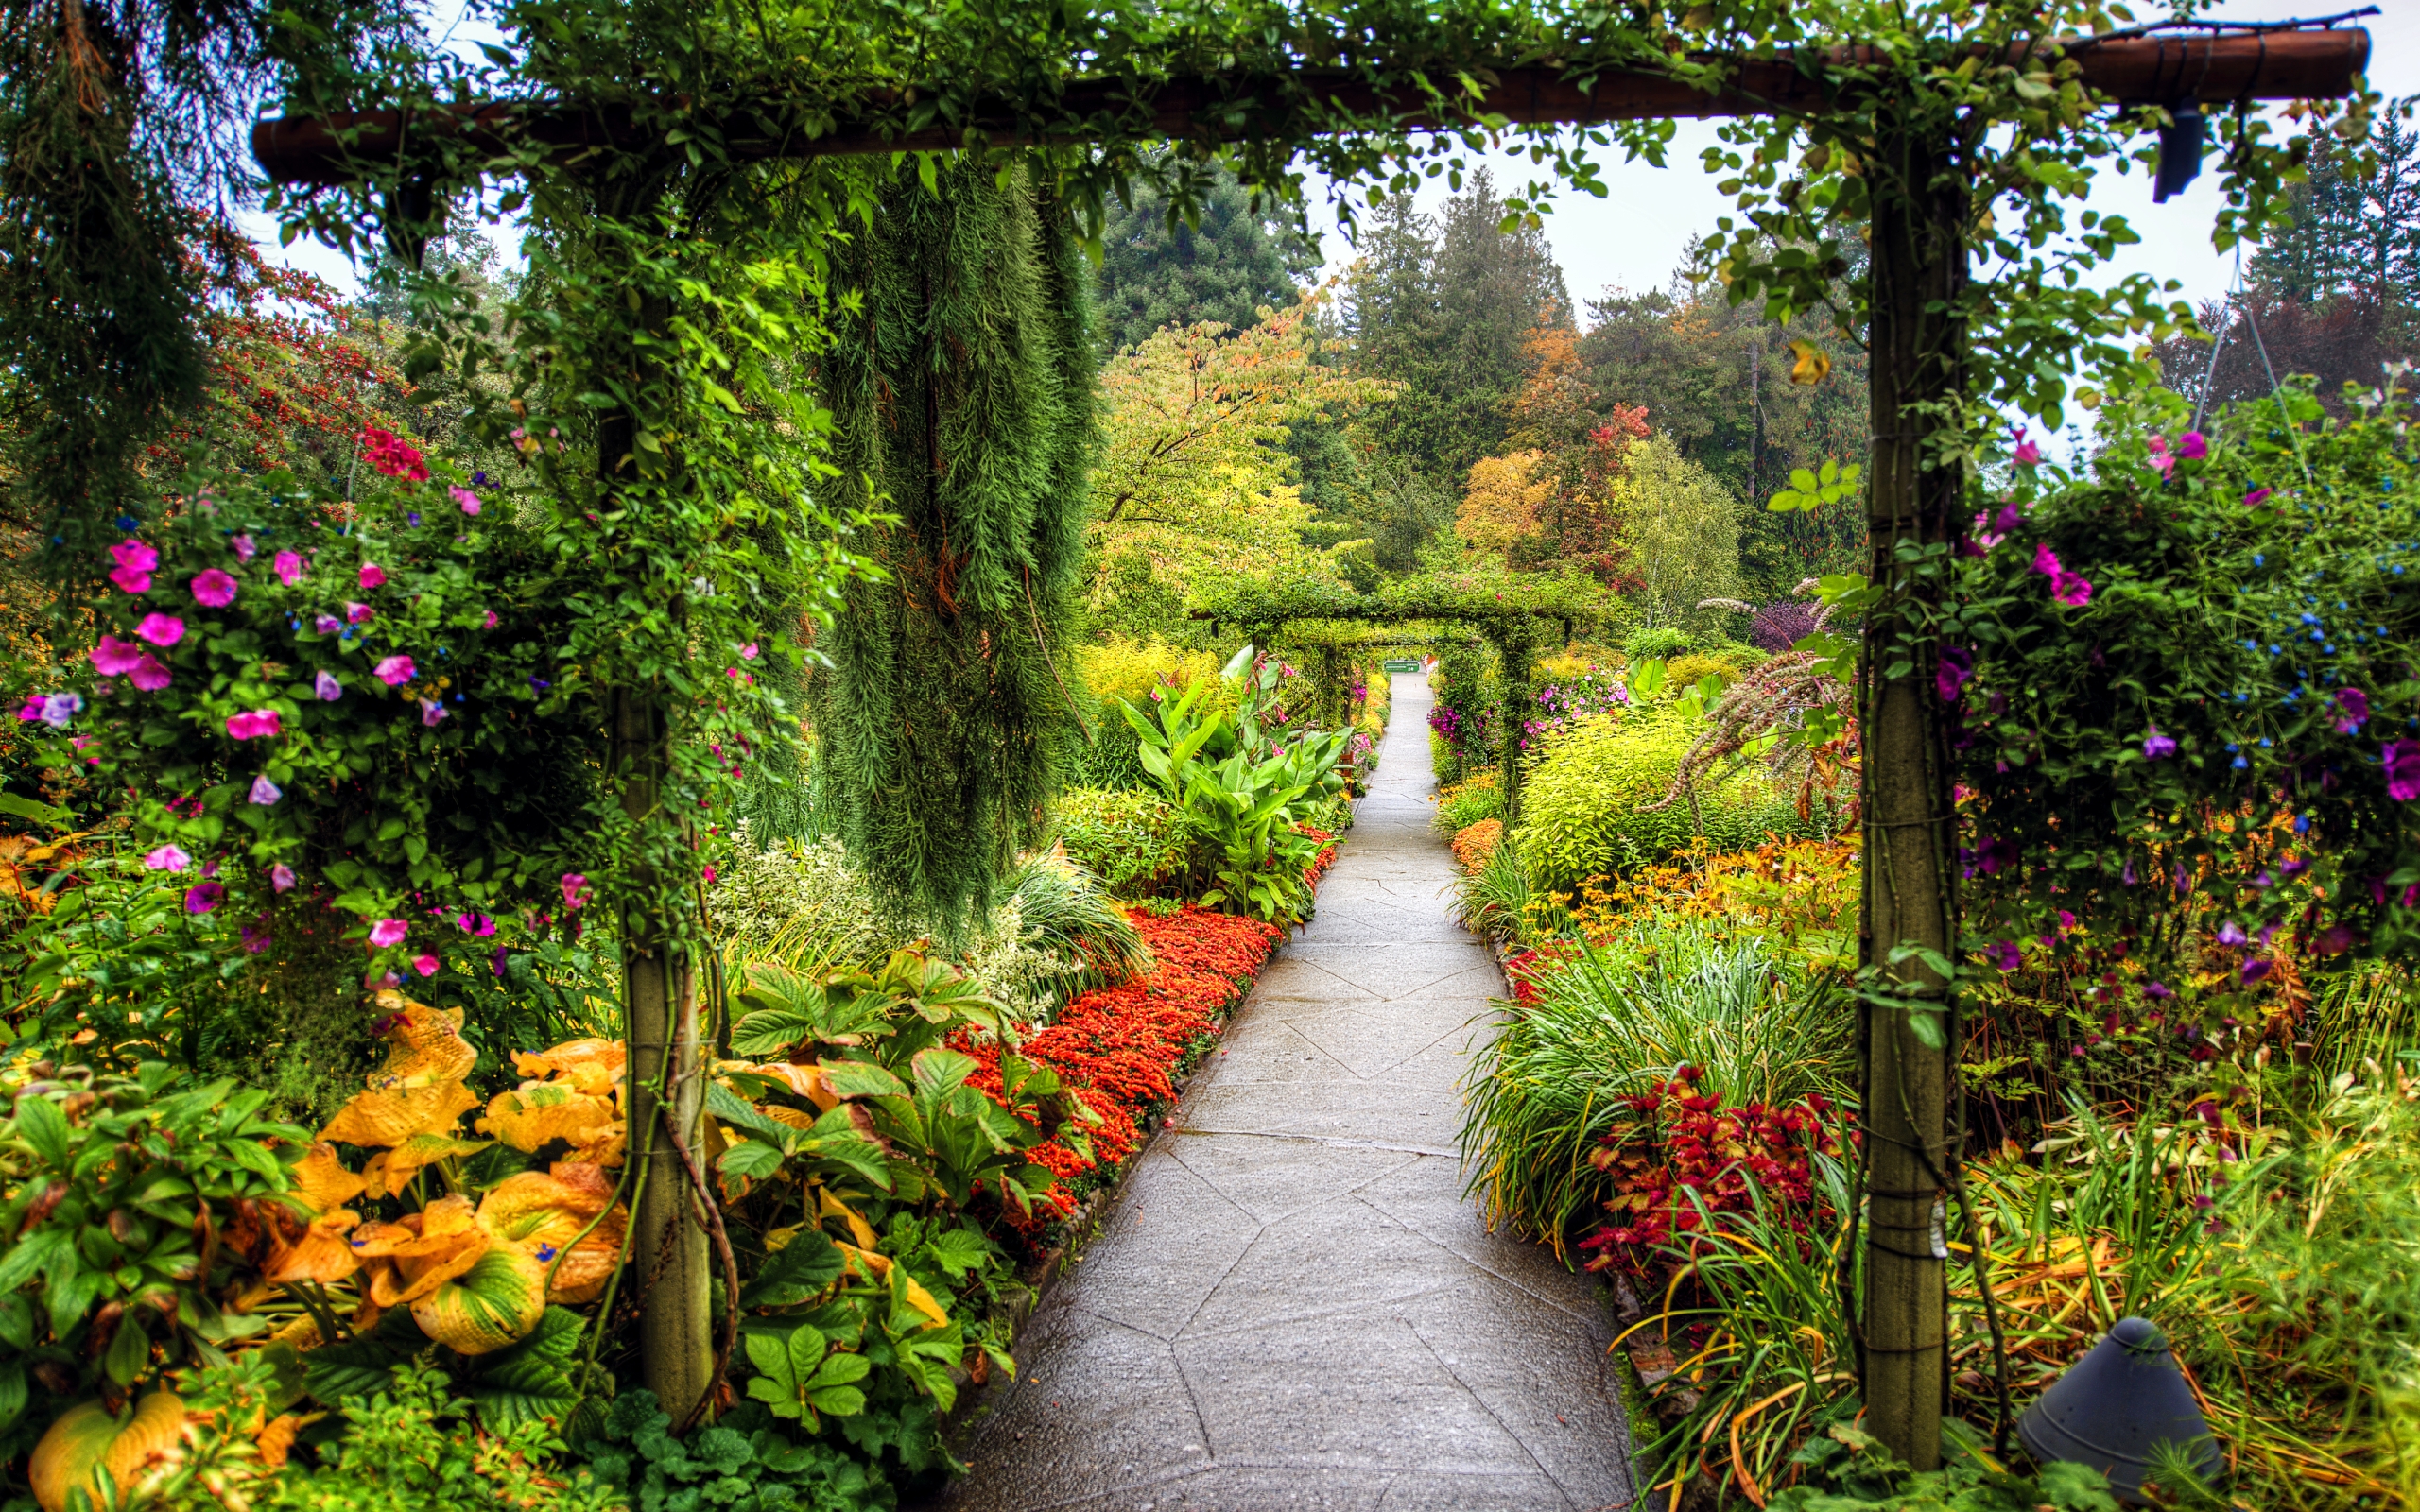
935, 673, 1635, 1512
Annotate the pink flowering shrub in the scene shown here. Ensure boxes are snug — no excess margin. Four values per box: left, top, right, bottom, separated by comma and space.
1953, 378, 2420, 974
28, 456, 648, 967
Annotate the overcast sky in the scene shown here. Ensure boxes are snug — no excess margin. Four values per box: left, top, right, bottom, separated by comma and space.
259, 1, 2417, 338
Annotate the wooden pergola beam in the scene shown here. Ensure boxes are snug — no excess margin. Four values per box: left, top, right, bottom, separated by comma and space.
252, 29, 2369, 186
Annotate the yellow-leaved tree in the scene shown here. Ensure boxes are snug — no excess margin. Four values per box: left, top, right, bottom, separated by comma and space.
1088, 290, 1396, 641
1611, 433, 1748, 631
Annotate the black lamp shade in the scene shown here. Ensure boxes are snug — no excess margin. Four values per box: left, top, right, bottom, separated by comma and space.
2018, 1316, 2221, 1505
2153, 104, 2207, 203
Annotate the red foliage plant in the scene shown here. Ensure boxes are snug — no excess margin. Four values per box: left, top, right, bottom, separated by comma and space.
1575, 1067, 1854, 1274
959, 904, 1288, 1230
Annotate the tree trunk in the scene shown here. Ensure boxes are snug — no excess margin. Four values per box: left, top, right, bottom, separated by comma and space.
1858, 115, 1965, 1471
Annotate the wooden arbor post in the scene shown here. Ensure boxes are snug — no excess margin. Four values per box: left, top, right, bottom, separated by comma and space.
1857, 109, 1965, 1470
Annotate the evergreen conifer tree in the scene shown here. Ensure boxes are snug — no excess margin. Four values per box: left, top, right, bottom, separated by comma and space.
811, 156, 1093, 929
1094, 168, 1320, 355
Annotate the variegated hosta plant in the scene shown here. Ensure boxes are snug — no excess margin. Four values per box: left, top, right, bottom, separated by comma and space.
272, 994, 631, 1358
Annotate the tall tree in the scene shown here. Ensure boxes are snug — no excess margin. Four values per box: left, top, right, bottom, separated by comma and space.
1094, 167, 1322, 355
2251, 102, 2420, 305
1340, 170, 1570, 489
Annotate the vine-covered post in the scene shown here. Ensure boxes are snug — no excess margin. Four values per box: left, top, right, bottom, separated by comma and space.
1857, 110, 1966, 1470
588, 178, 714, 1419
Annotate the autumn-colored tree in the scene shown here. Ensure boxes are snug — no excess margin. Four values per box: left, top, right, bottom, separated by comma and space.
1452, 318, 1651, 584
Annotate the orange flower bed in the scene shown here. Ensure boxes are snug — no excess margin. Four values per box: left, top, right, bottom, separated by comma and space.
959, 901, 1298, 1231
1451, 817, 1503, 874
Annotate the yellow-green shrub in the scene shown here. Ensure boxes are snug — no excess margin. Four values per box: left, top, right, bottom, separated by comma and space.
1052, 787, 1196, 897
1513, 708, 1814, 892
1666, 651, 1747, 691
1077, 638, 1225, 711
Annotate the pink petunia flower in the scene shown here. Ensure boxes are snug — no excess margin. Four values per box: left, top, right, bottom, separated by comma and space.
368, 918, 409, 948
346, 601, 374, 626
249, 774, 282, 805
374, 655, 415, 686
136, 613, 185, 647
2177, 431, 2208, 460
13, 696, 40, 723
185, 882, 226, 915
2244, 487, 2273, 508
315, 670, 343, 700
144, 844, 191, 872
561, 872, 592, 911
413, 954, 441, 977
420, 698, 448, 727
275, 550, 304, 585
359, 563, 387, 591
2386, 739, 2420, 802
90, 635, 145, 677
109, 540, 157, 594
226, 709, 282, 740
269, 863, 298, 892
2052, 571, 2092, 607
2335, 687, 2370, 734
191, 569, 237, 607
458, 911, 495, 936
2031, 541, 2062, 577
741, 643, 760, 660
128, 653, 171, 692
2012, 428, 2042, 467
450, 486, 481, 516
482, 610, 497, 629
2146, 434, 2175, 479
233, 535, 257, 563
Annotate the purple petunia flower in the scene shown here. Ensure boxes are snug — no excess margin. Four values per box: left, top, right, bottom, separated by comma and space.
2142, 726, 2176, 760
2387, 739, 2420, 802
1984, 939, 2024, 971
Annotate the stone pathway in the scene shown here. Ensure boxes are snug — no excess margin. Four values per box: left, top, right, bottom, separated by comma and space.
937, 673, 1636, 1512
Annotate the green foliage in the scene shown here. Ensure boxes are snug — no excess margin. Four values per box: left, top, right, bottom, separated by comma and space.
1622, 627, 1691, 662
809, 157, 1092, 934
1615, 433, 1750, 633
1051, 788, 1195, 899
1460, 922, 1848, 1243
579, 1387, 891, 1512
1001, 850, 1154, 1002
1119, 647, 1349, 922
1093, 164, 1320, 356
0, 1059, 306, 1462
743, 1322, 872, 1430
161, 1353, 624, 1512
1515, 709, 1814, 892
1764, 1420, 2119, 1511
1955, 382, 2420, 967
1431, 772, 1500, 834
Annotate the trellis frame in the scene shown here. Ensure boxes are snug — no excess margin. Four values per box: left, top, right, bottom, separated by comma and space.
250, 23, 2370, 1468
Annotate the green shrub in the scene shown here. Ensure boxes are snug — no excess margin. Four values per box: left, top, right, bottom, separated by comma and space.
1431, 771, 1500, 834
1665, 651, 1744, 690
1514, 708, 1814, 892
1622, 626, 1692, 662
1051, 788, 1195, 897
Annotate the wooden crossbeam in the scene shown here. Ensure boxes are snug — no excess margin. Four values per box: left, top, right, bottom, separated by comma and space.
252, 29, 2369, 186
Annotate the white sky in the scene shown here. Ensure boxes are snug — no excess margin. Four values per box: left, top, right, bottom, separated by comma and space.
257, 1, 2417, 342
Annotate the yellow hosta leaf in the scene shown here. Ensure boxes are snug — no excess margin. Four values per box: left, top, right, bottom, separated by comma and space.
290, 1142, 367, 1215
818, 1188, 877, 1250
720, 1060, 838, 1112
321, 1079, 481, 1150
477, 1162, 628, 1304
829, 1242, 947, 1329
30, 1393, 185, 1512
478, 1081, 617, 1154
264, 1209, 362, 1285
365, 1133, 492, 1196
412, 1246, 547, 1356
513, 1038, 626, 1095
351, 1194, 491, 1306
363, 994, 476, 1089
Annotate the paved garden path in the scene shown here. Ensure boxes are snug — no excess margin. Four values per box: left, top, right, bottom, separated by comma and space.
938, 672, 1636, 1512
